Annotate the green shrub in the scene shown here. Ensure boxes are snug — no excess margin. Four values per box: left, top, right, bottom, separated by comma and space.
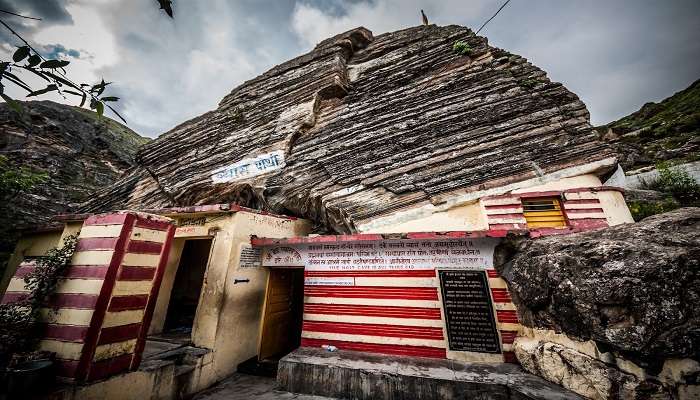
627, 198, 680, 222
640, 163, 700, 206
453, 40, 472, 56
518, 78, 538, 89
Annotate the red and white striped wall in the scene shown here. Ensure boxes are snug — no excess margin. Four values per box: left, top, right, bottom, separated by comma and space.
1, 212, 175, 382
299, 267, 523, 362
482, 187, 614, 233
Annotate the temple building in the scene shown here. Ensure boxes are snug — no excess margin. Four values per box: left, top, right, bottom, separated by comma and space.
1, 25, 632, 399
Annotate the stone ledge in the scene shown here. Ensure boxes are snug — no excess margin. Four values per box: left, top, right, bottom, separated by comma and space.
278, 347, 583, 400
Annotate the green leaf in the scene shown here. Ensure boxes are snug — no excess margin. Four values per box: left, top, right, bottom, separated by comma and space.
26, 84, 58, 97
63, 90, 84, 96
27, 55, 41, 68
79, 92, 86, 108
2, 71, 32, 93
40, 59, 70, 69
100, 96, 119, 102
1, 93, 22, 113
95, 101, 104, 118
42, 71, 81, 90
12, 46, 30, 63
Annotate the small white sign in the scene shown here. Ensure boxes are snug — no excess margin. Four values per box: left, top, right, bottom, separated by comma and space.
239, 244, 262, 268
211, 150, 285, 183
304, 277, 355, 286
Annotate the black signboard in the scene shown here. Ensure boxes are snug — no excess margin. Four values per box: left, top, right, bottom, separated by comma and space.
439, 270, 501, 353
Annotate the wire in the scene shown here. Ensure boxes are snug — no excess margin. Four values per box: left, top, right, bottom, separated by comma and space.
0, 9, 42, 21
476, 0, 512, 35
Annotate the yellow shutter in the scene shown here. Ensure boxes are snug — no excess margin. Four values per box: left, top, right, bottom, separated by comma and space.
522, 198, 567, 228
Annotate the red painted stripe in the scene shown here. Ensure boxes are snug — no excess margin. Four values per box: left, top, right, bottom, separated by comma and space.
486, 269, 499, 278
486, 213, 525, 220
97, 323, 142, 345
304, 270, 436, 278
304, 286, 438, 300
337, 234, 384, 242
134, 218, 171, 231
14, 263, 36, 278
84, 213, 128, 226
126, 241, 163, 254
49, 293, 99, 309
496, 310, 519, 323
108, 295, 148, 311
1, 292, 29, 304
565, 208, 604, 214
64, 265, 109, 279
43, 324, 89, 342
301, 338, 446, 359
303, 321, 444, 340
76, 237, 119, 251
503, 351, 519, 364
304, 304, 442, 319
563, 199, 600, 205
500, 330, 518, 344
54, 359, 79, 378
87, 353, 134, 381
568, 219, 608, 229
491, 288, 512, 303
118, 266, 156, 281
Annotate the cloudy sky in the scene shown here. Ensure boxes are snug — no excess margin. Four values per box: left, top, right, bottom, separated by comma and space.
1, 0, 698, 138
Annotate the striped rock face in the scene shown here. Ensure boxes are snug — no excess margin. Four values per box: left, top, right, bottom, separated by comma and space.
79, 25, 616, 234
2, 212, 175, 381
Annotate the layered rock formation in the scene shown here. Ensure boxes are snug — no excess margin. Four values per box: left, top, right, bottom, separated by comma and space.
496, 208, 700, 399
0, 100, 148, 252
81, 25, 616, 233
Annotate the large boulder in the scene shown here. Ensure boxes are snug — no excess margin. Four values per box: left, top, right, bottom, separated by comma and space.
496, 208, 700, 399
498, 208, 699, 364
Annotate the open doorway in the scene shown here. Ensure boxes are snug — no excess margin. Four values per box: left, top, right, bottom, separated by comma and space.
162, 238, 212, 337
143, 238, 212, 361
259, 268, 304, 361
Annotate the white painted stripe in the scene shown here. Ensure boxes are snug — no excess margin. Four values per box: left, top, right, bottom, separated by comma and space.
7, 278, 28, 293
353, 277, 437, 287
301, 331, 446, 348
72, 250, 114, 266
93, 339, 137, 361
112, 280, 152, 296
130, 227, 167, 243
305, 297, 440, 308
487, 217, 527, 224
487, 278, 508, 289
303, 313, 444, 327
39, 308, 94, 326
55, 279, 103, 295
563, 192, 598, 200
485, 207, 524, 215
563, 203, 601, 210
496, 322, 522, 331
566, 213, 606, 220
481, 198, 521, 206
79, 225, 123, 239
39, 340, 84, 360
494, 303, 517, 311
121, 253, 160, 267
501, 343, 514, 352
103, 310, 144, 328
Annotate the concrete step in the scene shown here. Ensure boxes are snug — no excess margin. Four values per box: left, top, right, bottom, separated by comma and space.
278, 348, 583, 400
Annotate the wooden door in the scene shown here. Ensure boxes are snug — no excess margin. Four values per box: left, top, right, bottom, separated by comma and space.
259, 269, 298, 360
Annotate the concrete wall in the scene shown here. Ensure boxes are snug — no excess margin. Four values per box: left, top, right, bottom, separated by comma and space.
358, 173, 633, 234
0, 229, 63, 295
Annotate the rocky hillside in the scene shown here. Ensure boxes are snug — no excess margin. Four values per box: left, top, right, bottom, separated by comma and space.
0, 100, 148, 253
596, 79, 700, 171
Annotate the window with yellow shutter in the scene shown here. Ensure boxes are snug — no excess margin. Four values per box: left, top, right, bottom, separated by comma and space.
522, 197, 567, 228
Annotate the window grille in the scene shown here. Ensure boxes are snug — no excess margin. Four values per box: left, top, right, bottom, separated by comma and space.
522, 198, 567, 228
